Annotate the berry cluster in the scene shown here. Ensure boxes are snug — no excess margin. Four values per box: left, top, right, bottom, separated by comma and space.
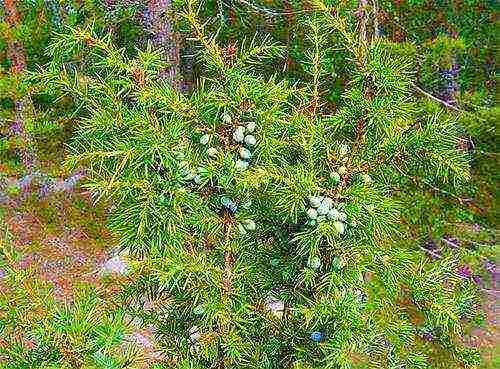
195, 129, 216, 158
484, 259, 496, 279
176, 150, 206, 186
231, 114, 256, 171
45, 0, 63, 31
305, 195, 348, 234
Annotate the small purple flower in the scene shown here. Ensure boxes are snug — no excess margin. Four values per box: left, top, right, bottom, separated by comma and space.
265, 295, 285, 317
429, 249, 442, 259
447, 81, 458, 92
484, 259, 496, 275
471, 224, 481, 232
423, 240, 435, 249
14, 99, 25, 111
0, 268, 6, 279
457, 264, 472, 279
439, 60, 460, 106
440, 70, 453, 79
9, 120, 23, 135
38, 184, 52, 199
440, 63, 460, 78
354, 9, 365, 17
472, 275, 483, 287
421, 328, 433, 341
422, 240, 441, 259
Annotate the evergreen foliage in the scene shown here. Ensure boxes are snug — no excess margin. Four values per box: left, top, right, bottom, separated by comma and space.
0, 1, 497, 369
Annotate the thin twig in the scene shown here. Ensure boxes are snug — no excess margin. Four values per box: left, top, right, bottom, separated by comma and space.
419, 246, 442, 259
358, 0, 368, 44
226, 0, 316, 17
393, 164, 473, 206
421, 179, 473, 204
217, 0, 225, 29
412, 82, 460, 111
372, 0, 380, 40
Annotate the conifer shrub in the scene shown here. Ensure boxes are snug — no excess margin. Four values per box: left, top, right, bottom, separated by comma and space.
26, 2, 498, 368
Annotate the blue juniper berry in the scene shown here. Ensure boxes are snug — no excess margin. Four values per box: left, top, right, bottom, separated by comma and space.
310, 331, 322, 342
221, 196, 238, 214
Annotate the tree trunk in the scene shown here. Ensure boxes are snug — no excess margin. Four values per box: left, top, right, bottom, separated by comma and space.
143, 0, 182, 90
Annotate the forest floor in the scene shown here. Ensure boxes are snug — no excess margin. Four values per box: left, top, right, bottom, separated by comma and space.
463, 292, 499, 367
